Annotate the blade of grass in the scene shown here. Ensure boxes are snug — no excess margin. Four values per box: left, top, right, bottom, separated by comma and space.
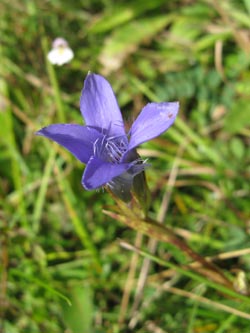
11, 269, 71, 306
32, 146, 57, 234
130, 143, 185, 318
54, 161, 102, 272
166, 287, 250, 322
106, 201, 231, 288
215, 313, 238, 333
0, 79, 28, 228
118, 232, 143, 325
187, 287, 203, 333
119, 240, 250, 306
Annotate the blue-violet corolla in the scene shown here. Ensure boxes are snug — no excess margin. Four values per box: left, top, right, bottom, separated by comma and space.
36, 73, 179, 200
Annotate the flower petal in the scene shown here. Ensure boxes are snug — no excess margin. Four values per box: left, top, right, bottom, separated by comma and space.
36, 124, 103, 163
80, 73, 126, 137
82, 156, 131, 190
47, 48, 74, 66
128, 102, 179, 150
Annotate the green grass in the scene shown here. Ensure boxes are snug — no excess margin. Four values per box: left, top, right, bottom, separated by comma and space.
1, 0, 250, 332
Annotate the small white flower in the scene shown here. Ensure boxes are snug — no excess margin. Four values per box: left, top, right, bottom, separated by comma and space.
47, 37, 74, 66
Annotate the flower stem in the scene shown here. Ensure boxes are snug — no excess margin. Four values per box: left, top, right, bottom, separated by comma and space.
41, 37, 65, 123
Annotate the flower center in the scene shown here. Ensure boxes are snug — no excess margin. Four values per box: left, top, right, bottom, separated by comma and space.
94, 136, 127, 163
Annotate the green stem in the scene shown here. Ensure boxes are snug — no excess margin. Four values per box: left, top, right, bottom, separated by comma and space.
32, 146, 57, 234
41, 37, 65, 123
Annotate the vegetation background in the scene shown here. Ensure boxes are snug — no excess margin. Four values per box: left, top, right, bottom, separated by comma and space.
1, 0, 250, 332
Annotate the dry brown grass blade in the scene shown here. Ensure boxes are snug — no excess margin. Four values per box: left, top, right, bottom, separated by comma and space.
165, 286, 250, 321
118, 232, 143, 325
103, 206, 233, 289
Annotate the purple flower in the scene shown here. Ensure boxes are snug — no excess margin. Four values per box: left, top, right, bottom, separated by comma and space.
36, 73, 179, 200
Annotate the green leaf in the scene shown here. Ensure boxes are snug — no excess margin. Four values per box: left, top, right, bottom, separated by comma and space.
243, 0, 250, 13
88, 0, 167, 33
224, 99, 250, 133
229, 137, 245, 159
99, 15, 172, 72
62, 284, 94, 333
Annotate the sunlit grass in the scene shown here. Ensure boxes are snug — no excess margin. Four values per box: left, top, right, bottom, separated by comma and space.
1, 0, 250, 332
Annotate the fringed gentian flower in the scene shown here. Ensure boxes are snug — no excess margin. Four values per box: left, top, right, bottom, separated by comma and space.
47, 37, 74, 66
36, 74, 179, 202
